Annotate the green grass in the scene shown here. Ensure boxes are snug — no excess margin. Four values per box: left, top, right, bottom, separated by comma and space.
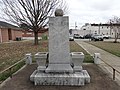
70, 41, 93, 63
0, 40, 93, 71
0, 40, 48, 72
0, 40, 93, 72
87, 41, 120, 57
0, 40, 93, 82
0, 60, 25, 83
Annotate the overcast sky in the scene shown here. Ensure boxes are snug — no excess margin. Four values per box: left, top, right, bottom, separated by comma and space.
66, 0, 120, 29
0, 0, 120, 29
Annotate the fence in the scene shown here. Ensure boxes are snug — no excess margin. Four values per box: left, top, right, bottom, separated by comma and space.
97, 57, 120, 80
0, 57, 26, 82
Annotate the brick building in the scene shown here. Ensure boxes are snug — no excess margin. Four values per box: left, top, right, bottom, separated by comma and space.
0, 21, 22, 43
22, 28, 48, 37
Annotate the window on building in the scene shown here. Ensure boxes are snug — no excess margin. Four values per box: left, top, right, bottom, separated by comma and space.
95, 31, 97, 34
112, 33, 113, 35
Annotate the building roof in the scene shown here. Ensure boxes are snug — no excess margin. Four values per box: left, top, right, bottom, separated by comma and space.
91, 23, 120, 26
0, 21, 21, 30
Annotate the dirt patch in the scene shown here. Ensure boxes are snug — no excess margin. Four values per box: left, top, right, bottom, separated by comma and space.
0, 64, 120, 90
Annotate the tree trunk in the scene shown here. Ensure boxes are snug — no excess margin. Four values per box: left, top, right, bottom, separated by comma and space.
34, 31, 39, 45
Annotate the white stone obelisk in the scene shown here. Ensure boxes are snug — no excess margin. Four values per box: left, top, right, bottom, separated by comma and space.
45, 14, 73, 73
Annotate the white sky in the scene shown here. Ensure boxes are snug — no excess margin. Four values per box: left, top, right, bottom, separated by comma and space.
0, 0, 120, 29
66, 0, 120, 29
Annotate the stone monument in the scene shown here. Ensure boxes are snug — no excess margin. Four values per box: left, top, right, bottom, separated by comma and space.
45, 10, 73, 73
30, 9, 90, 86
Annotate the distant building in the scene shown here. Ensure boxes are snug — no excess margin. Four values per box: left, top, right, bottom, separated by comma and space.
0, 21, 23, 43
22, 28, 48, 37
71, 23, 120, 38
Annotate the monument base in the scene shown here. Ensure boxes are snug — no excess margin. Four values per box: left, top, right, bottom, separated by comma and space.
45, 64, 73, 73
30, 69, 90, 86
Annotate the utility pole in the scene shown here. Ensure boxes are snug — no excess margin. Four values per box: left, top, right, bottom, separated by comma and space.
75, 22, 77, 34
98, 23, 101, 34
75, 22, 77, 29
110, 19, 112, 35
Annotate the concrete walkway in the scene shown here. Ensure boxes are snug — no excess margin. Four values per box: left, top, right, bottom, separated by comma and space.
75, 40, 120, 85
1, 64, 120, 90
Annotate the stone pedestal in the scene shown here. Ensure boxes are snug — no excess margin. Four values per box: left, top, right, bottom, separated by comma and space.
71, 52, 84, 66
30, 70, 90, 86
35, 52, 48, 66
25, 53, 32, 65
94, 53, 101, 64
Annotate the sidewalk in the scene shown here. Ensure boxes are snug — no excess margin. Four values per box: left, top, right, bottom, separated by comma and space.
75, 40, 120, 85
1, 64, 120, 90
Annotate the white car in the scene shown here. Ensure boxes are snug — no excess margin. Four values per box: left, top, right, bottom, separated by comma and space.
74, 34, 84, 39
69, 36, 74, 41
103, 35, 111, 39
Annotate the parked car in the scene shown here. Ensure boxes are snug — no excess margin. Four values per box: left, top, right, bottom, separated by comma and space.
91, 34, 104, 41
103, 35, 111, 39
83, 34, 92, 39
69, 35, 74, 41
74, 34, 83, 39
74, 34, 80, 39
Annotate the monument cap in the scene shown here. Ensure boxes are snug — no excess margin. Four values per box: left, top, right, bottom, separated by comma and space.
55, 9, 63, 16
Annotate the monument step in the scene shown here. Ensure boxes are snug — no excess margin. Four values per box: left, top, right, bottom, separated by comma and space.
30, 70, 37, 82
82, 70, 91, 83
30, 70, 90, 86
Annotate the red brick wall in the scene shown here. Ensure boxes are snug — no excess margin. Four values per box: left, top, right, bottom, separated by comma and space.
22, 31, 34, 37
1, 28, 9, 42
22, 31, 48, 37
0, 28, 23, 42
22, 29, 48, 37
11, 29, 22, 40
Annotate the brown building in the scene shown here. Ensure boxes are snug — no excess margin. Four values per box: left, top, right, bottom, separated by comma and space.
0, 21, 22, 43
22, 28, 48, 37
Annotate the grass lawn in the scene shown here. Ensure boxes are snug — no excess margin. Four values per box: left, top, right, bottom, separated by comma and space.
87, 41, 120, 57
0, 40, 48, 72
0, 40, 93, 72
0, 40, 93, 82
70, 41, 93, 63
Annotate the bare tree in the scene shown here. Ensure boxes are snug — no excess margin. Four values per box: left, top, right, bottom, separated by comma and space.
1, 0, 67, 45
109, 16, 120, 43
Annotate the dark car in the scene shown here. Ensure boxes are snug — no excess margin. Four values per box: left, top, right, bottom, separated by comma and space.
83, 34, 92, 39
91, 34, 104, 41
